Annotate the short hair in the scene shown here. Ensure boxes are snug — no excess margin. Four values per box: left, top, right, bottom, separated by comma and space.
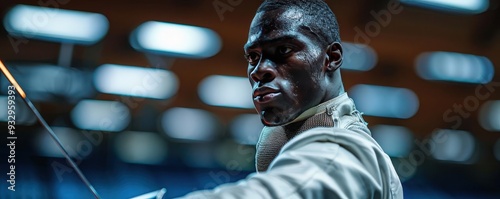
256, 0, 341, 47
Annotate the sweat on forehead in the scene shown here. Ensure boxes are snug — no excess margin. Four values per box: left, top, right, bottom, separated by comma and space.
250, 9, 305, 34
254, 0, 341, 46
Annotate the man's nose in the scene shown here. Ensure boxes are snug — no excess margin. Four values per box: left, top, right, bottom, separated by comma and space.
250, 59, 276, 84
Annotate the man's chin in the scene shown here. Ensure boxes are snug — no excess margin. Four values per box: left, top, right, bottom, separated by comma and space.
261, 120, 282, 127
259, 110, 295, 127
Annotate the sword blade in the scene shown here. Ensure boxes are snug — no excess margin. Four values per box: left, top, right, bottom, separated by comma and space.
0, 61, 101, 199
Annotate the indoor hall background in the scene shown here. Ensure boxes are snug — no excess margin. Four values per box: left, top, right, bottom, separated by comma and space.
0, 0, 499, 198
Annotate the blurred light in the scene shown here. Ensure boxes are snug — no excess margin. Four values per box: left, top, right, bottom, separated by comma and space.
33, 127, 85, 158
400, 0, 489, 14
370, 125, 414, 157
479, 100, 500, 132
0, 63, 93, 102
0, 96, 36, 125
342, 42, 377, 71
198, 75, 253, 109
130, 21, 221, 59
431, 129, 476, 163
230, 114, 263, 145
71, 100, 130, 132
349, 84, 419, 119
114, 131, 168, 165
94, 64, 178, 99
494, 139, 500, 161
3, 4, 108, 45
416, 51, 494, 84
160, 107, 219, 142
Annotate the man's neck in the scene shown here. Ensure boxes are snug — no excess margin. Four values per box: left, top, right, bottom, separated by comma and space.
283, 92, 348, 126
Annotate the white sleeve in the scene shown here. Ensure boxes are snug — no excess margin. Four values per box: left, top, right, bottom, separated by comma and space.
177, 139, 392, 199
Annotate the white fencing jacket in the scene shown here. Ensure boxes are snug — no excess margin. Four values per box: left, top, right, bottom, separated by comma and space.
179, 93, 404, 199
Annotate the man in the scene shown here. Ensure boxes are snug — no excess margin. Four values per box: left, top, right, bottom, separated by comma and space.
180, 0, 403, 198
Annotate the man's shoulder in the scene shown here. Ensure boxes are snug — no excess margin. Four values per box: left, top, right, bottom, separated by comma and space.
278, 126, 404, 199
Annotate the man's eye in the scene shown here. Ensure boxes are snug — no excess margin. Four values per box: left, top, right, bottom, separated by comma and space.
277, 46, 292, 55
245, 52, 261, 65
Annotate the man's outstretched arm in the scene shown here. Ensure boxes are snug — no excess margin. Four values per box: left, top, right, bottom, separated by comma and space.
178, 129, 401, 199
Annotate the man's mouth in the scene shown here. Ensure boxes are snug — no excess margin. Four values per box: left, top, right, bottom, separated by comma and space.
254, 92, 280, 102
253, 87, 280, 103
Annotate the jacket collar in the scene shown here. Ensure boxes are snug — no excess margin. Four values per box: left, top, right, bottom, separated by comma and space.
283, 92, 350, 125
255, 92, 354, 172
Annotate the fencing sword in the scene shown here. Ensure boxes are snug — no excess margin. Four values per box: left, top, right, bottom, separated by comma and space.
0, 60, 101, 199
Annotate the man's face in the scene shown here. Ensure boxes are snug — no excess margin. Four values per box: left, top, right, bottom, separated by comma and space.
244, 8, 328, 126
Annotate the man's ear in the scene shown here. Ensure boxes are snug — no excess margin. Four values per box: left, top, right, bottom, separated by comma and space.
324, 42, 343, 72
